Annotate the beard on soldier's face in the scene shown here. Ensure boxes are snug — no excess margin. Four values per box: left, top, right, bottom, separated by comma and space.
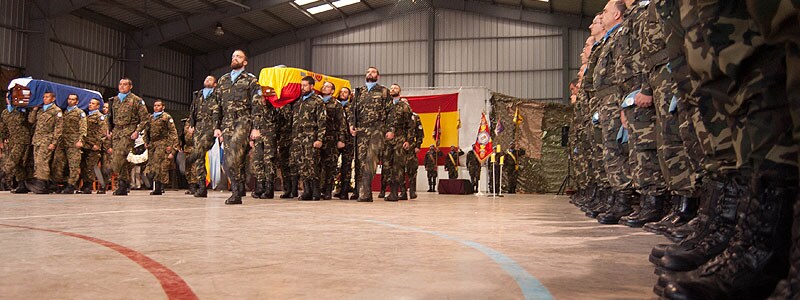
230, 60, 244, 70
365, 75, 377, 83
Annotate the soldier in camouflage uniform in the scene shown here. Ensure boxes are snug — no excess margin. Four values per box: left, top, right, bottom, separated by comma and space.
381, 84, 414, 201
503, 145, 524, 194
444, 146, 463, 180
0, 97, 33, 193
79, 98, 107, 194
99, 102, 112, 194
290, 76, 326, 201
336, 87, 356, 200
424, 145, 438, 192
107, 78, 150, 196
406, 112, 424, 199
276, 102, 297, 199
654, 1, 800, 298
466, 149, 481, 193
181, 119, 196, 195
318, 81, 346, 200
52, 94, 87, 194
214, 50, 265, 205
187, 76, 220, 198
144, 100, 178, 195
250, 83, 276, 200
348, 67, 394, 202
28, 91, 62, 194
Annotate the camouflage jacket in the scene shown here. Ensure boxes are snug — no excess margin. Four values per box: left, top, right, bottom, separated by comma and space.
348, 84, 394, 133
215, 70, 265, 131
444, 149, 464, 170
291, 93, 326, 143
60, 107, 87, 146
276, 103, 294, 146
593, 23, 624, 98
182, 122, 194, 153
321, 97, 347, 143
29, 104, 63, 146
639, 1, 669, 96
386, 98, 414, 144
410, 113, 424, 150
466, 150, 481, 172
0, 108, 32, 145
108, 92, 149, 133
188, 88, 221, 132
83, 111, 108, 151
424, 151, 437, 171
145, 112, 179, 151
613, 2, 648, 95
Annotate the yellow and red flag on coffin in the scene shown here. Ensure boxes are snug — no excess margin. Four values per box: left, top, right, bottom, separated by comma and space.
404, 93, 459, 165
473, 112, 492, 163
258, 67, 351, 108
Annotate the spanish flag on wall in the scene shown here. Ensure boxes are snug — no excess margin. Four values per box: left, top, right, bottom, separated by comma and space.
404, 93, 459, 165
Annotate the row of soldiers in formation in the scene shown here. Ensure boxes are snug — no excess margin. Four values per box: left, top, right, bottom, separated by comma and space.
1, 89, 177, 195
567, 0, 799, 298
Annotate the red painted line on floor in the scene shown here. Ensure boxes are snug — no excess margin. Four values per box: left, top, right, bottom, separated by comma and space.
0, 223, 198, 300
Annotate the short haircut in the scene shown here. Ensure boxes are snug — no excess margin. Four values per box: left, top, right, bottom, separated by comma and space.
367, 66, 380, 75
613, 0, 627, 16
234, 49, 248, 60
154, 99, 164, 106
323, 81, 335, 90
569, 78, 579, 87
121, 77, 133, 86
302, 76, 316, 86
340, 87, 351, 94
44, 91, 55, 97
67, 93, 79, 99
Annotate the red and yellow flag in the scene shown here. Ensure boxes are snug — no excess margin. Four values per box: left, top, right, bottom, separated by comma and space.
432, 108, 442, 147
473, 112, 492, 163
403, 93, 459, 165
258, 67, 351, 108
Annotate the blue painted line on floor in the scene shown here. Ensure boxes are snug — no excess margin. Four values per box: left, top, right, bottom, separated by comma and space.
363, 219, 554, 300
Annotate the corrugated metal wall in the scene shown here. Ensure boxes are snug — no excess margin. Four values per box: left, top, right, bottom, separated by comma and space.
0, 0, 28, 68
141, 46, 192, 111
46, 15, 125, 94
211, 42, 307, 81
568, 28, 590, 81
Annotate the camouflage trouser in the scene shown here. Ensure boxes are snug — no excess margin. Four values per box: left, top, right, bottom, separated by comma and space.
426, 167, 437, 188
624, 104, 667, 196
81, 149, 102, 188
446, 165, 457, 179
405, 151, 419, 188
318, 139, 338, 189
184, 149, 197, 184
277, 138, 294, 185
590, 108, 610, 188
32, 144, 55, 181
3, 143, 29, 181
101, 152, 112, 187
221, 119, 252, 183
468, 168, 480, 187
52, 144, 82, 185
289, 135, 319, 182
111, 125, 137, 182
339, 143, 354, 188
598, 94, 633, 192
504, 167, 518, 193
252, 133, 276, 182
382, 139, 410, 184
647, 66, 698, 196
145, 142, 173, 184
193, 125, 217, 185
356, 127, 384, 197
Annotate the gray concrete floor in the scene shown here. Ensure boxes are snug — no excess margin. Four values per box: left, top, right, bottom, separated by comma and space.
0, 191, 662, 299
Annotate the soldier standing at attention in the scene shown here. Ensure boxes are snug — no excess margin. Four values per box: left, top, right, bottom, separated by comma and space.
181, 119, 196, 195
444, 146, 464, 180
107, 78, 150, 196
290, 76, 326, 201
383, 83, 414, 201
0, 96, 33, 194
52, 93, 87, 194
28, 91, 62, 194
144, 100, 178, 195
318, 81, 346, 200
99, 102, 112, 194
276, 100, 297, 199
504, 144, 525, 194
249, 82, 276, 200
186, 75, 220, 198
79, 98, 107, 194
349, 67, 394, 202
466, 149, 481, 193
424, 145, 438, 192
336, 87, 356, 200
406, 112, 424, 199
214, 49, 265, 205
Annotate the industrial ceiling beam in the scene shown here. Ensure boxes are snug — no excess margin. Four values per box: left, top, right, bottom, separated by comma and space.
430, 0, 593, 30
29, 0, 101, 20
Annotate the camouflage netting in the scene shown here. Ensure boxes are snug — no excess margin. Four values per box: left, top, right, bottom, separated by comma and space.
490, 92, 573, 194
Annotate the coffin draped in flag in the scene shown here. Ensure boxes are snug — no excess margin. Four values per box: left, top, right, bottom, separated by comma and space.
6, 78, 104, 110
258, 67, 351, 108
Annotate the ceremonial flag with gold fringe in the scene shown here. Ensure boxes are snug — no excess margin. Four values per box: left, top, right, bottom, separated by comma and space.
432, 108, 442, 147
473, 112, 493, 163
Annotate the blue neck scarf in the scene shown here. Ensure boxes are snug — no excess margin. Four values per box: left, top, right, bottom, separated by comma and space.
42, 103, 54, 112
365, 82, 377, 91
322, 95, 332, 103
202, 88, 213, 99
118, 92, 129, 102
339, 100, 348, 107
6, 105, 13, 112
152, 111, 163, 119
67, 106, 77, 112
89, 109, 99, 115
393, 97, 400, 105
302, 92, 314, 101
231, 69, 244, 82
603, 23, 621, 41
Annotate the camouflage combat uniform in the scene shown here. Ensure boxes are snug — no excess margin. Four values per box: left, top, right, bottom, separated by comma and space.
466, 150, 481, 192
188, 88, 220, 187
318, 96, 346, 198
107, 93, 149, 189
444, 149, 463, 179
349, 84, 393, 200
29, 104, 62, 182
424, 149, 437, 191
144, 112, 178, 185
337, 99, 355, 198
276, 104, 295, 194
52, 106, 87, 187
250, 98, 276, 195
182, 121, 196, 185
289, 93, 326, 183
503, 148, 523, 194
383, 98, 414, 195
80, 110, 108, 191
0, 107, 32, 187
405, 113, 424, 195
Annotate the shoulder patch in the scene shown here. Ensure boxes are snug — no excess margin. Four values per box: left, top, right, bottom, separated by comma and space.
57, 112, 62, 117
169, 118, 174, 123
140, 100, 145, 106
80, 112, 86, 118
100, 115, 105, 121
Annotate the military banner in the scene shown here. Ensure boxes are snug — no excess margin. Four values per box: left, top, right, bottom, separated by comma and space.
473, 112, 492, 163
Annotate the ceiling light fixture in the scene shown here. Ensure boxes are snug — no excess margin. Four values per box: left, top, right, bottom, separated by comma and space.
331, 0, 360, 8
307, 3, 334, 14
294, 0, 317, 5
214, 22, 225, 36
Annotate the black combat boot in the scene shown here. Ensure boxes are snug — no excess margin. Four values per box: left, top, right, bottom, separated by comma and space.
12, 179, 29, 194
580, 186, 605, 212
659, 169, 795, 300
113, 180, 128, 196
97, 183, 107, 194
385, 183, 399, 201
767, 192, 799, 300
61, 184, 76, 194
623, 194, 667, 228
225, 181, 242, 205
150, 182, 163, 195
185, 183, 197, 195
597, 189, 636, 224
30, 179, 49, 194
311, 181, 321, 201
79, 184, 93, 194
260, 179, 274, 199
398, 182, 408, 200
357, 174, 373, 202
586, 188, 615, 218
409, 178, 417, 199
238, 182, 246, 197
378, 180, 386, 198
339, 180, 350, 200
194, 182, 208, 198
350, 182, 360, 200
280, 176, 295, 199
643, 196, 681, 235
300, 180, 313, 200
252, 180, 265, 198
655, 172, 745, 272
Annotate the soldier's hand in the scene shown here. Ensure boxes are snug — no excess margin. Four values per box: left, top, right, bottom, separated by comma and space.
634, 93, 653, 108
47, 144, 55, 151
349, 126, 356, 136
313, 141, 322, 149
166, 146, 173, 153
92, 144, 100, 151
415, 148, 420, 153
168, 153, 174, 160
620, 110, 629, 129
385, 131, 394, 140
214, 129, 222, 138
75, 141, 83, 148
33, 107, 38, 111
250, 129, 261, 140
249, 141, 254, 148
337, 141, 345, 149
107, 148, 113, 154
403, 142, 410, 150
131, 131, 139, 140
